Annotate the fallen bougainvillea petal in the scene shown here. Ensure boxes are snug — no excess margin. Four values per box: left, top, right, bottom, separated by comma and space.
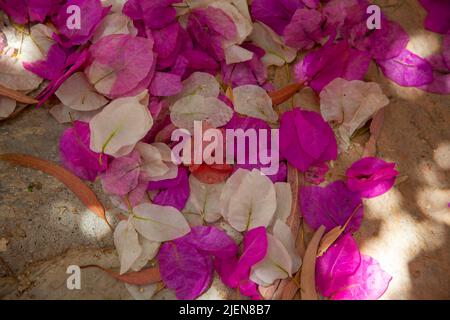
158, 237, 213, 300
101, 151, 141, 196
377, 49, 434, 87
330, 255, 392, 300
418, 0, 450, 34
294, 41, 371, 93
85, 34, 156, 99
60, 120, 108, 181
300, 180, 363, 233
280, 108, 337, 172
316, 233, 361, 297
183, 225, 239, 260
346, 157, 399, 198
152, 166, 190, 211
52, 0, 110, 47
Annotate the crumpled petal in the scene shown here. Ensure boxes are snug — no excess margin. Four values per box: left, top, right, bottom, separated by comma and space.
215, 226, 268, 290
187, 6, 238, 61
294, 41, 371, 93
346, 157, 398, 198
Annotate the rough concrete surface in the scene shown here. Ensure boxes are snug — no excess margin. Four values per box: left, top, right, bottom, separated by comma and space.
0, 0, 449, 299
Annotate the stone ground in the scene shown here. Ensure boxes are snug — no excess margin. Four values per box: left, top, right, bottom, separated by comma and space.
0, 0, 449, 300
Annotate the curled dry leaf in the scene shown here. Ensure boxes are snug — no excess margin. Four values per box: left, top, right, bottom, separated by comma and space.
233, 85, 278, 123
0, 84, 38, 105
81, 265, 161, 285
0, 153, 111, 229
300, 225, 325, 300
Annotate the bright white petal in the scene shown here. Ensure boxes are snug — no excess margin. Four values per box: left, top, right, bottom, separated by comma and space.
250, 234, 292, 285
225, 169, 277, 232
273, 182, 292, 224
114, 220, 142, 275
131, 203, 191, 242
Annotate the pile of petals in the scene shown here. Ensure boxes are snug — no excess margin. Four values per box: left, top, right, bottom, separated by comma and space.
2, 0, 446, 300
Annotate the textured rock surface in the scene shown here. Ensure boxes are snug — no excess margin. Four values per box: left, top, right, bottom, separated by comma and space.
0, 0, 449, 299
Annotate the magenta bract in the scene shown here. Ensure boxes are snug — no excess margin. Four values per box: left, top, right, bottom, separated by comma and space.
346, 157, 399, 199
300, 180, 363, 233
59, 121, 108, 181
280, 108, 337, 172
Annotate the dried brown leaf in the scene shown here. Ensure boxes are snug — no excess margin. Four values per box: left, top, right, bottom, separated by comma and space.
0, 153, 111, 229
269, 82, 304, 105
317, 203, 362, 257
300, 225, 325, 300
81, 265, 161, 285
0, 84, 38, 104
